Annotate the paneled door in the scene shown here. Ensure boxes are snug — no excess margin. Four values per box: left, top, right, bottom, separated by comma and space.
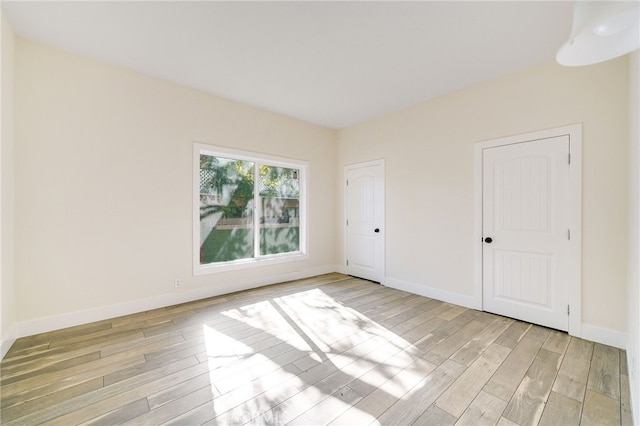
483, 136, 570, 331
345, 161, 385, 283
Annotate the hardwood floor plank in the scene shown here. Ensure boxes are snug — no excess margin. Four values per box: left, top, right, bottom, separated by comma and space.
379, 307, 425, 328
2, 342, 52, 363
483, 337, 542, 402
435, 343, 511, 418
538, 391, 581, 426
433, 309, 481, 338
82, 397, 150, 425
525, 325, 551, 343
494, 320, 531, 349
438, 305, 467, 321
143, 337, 205, 363
375, 359, 466, 425
581, 389, 621, 426
621, 373, 633, 426
429, 319, 492, 361
399, 318, 448, 346
455, 390, 508, 426
410, 404, 457, 426
290, 384, 362, 425
542, 330, 571, 355
3, 357, 203, 426
588, 342, 621, 401
212, 358, 336, 424
99, 332, 185, 358
147, 372, 213, 410
6, 321, 113, 353
502, 348, 563, 425
1, 332, 145, 379
552, 337, 593, 402
497, 416, 520, 426
620, 349, 628, 376
264, 330, 422, 425
160, 401, 216, 426
327, 354, 439, 425
285, 332, 425, 426
450, 317, 512, 366
1, 351, 146, 400
0, 351, 101, 387
335, 345, 433, 421
209, 319, 372, 393
0, 377, 104, 423
40, 361, 210, 426
404, 298, 448, 319
123, 385, 215, 425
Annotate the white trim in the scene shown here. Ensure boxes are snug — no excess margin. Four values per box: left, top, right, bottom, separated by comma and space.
1, 325, 17, 360
384, 276, 480, 310
581, 324, 626, 349
567, 125, 583, 337
196, 253, 309, 276
3, 267, 626, 360
193, 142, 309, 276
473, 124, 583, 336
10, 265, 337, 342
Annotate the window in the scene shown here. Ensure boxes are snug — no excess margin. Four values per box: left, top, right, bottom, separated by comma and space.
194, 144, 307, 274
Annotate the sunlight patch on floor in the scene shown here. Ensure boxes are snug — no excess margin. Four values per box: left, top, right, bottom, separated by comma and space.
200, 286, 433, 422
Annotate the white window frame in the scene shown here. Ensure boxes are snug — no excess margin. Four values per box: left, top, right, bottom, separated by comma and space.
194, 143, 308, 276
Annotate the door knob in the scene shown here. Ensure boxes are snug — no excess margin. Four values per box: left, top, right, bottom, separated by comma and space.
374, 228, 380, 233
484, 237, 493, 243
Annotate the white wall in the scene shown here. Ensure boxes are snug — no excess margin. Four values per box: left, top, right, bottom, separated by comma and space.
13, 38, 337, 335
338, 57, 630, 346
1, 12, 16, 358
627, 50, 639, 425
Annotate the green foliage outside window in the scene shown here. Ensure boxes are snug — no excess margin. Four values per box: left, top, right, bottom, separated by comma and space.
199, 154, 301, 265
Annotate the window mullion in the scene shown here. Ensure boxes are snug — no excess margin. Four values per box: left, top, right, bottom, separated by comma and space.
253, 163, 261, 258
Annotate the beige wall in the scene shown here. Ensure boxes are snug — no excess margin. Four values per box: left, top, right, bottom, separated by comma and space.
338, 57, 630, 338
13, 38, 337, 329
627, 50, 639, 424
1, 12, 16, 357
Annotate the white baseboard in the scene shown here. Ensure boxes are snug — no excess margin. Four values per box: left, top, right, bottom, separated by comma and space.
581, 323, 626, 349
383, 276, 481, 310
1, 324, 17, 359
10, 265, 338, 346
384, 277, 627, 350
3, 267, 628, 360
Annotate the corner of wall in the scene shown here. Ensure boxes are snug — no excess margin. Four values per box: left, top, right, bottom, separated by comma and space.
1, 11, 17, 359
627, 49, 640, 426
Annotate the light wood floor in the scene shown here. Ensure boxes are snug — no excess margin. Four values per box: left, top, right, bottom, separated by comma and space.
0, 273, 633, 425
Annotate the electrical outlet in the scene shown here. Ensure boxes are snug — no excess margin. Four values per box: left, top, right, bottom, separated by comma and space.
174, 279, 181, 288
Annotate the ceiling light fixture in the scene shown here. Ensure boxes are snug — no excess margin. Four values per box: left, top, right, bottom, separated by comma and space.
556, 0, 640, 66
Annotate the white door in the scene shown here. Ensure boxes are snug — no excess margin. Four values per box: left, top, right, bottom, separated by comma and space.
346, 162, 385, 283
483, 136, 570, 331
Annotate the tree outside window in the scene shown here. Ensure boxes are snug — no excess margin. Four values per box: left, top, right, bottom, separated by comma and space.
199, 152, 302, 266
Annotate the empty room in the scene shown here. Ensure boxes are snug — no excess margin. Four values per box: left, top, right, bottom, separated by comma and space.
1, 1, 638, 425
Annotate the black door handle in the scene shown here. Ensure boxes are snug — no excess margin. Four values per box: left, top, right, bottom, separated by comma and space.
374, 228, 380, 233
484, 237, 493, 243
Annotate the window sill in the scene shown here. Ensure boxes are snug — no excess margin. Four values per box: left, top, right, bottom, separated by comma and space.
193, 252, 308, 276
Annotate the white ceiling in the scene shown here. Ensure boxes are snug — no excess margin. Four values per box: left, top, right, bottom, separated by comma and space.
2, 1, 574, 129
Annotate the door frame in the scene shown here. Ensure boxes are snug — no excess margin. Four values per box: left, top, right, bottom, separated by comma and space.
343, 159, 385, 283
473, 124, 582, 336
